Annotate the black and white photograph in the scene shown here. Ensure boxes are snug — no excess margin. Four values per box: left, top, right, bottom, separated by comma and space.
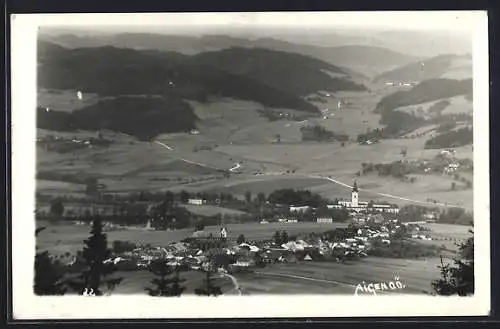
10, 11, 490, 319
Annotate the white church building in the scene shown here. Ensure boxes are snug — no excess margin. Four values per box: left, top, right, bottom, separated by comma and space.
327, 181, 399, 214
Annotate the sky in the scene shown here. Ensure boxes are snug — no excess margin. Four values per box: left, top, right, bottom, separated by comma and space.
33, 11, 479, 32
34, 11, 481, 57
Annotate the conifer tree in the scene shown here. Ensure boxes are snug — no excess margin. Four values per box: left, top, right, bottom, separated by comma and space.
34, 227, 67, 295
67, 216, 122, 295
146, 259, 185, 297
432, 231, 474, 296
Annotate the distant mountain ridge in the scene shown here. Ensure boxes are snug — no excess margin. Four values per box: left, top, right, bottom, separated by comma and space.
38, 41, 365, 106
38, 32, 420, 77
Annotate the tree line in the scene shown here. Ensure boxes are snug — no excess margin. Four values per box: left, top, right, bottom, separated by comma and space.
300, 125, 349, 142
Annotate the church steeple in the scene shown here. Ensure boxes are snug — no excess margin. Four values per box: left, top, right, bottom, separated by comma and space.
351, 181, 359, 208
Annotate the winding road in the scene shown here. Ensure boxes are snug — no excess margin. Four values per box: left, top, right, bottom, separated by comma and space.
154, 140, 174, 151
306, 174, 472, 210
220, 273, 242, 296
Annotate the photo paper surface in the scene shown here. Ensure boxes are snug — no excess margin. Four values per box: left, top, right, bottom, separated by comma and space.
10, 11, 490, 319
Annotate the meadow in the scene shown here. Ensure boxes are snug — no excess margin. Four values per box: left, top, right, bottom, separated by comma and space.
111, 256, 448, 295
38, 88, 106, 112
237, 256, 444, 295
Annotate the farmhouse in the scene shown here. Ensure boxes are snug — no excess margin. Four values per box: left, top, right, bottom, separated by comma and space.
317, 217, 333, 223
188, 198, 206, 205
289, 205, 311, 213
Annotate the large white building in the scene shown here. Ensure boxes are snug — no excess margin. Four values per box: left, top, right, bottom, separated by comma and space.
327, 181, 399, 214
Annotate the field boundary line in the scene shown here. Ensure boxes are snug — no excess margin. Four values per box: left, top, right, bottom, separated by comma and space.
253, 271, 356, 288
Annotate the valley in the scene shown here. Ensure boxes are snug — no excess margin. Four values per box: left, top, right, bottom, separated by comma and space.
32, 28, 476, 300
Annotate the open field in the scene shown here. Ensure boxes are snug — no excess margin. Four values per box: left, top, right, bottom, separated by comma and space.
38, 88, 106, 112
93, 256, 446, 295
235, 256, 445, 295
203, 176, 329, 197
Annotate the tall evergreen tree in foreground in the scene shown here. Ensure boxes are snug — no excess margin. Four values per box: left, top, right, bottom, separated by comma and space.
145, 259, 185, 297
67, 216, 122, 295
34, 227, 67, 295
432, 230, 474, 296
194, 253, 222, 297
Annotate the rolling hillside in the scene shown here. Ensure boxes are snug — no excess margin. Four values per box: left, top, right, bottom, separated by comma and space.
374, 54, 472, 83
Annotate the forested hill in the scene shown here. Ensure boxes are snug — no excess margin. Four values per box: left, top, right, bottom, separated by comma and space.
375, 79, 473, 113
374, 54, 472, 82
193, 47, 366, 95
38, 41, 367, 114
37, 96, 198, 141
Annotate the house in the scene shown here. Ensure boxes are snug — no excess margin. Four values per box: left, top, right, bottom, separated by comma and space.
289, 205, 310, 212
370, 214, 385, 223
220, 227, 228, 239
188, 198, 206, 205
317, 217, 333, 223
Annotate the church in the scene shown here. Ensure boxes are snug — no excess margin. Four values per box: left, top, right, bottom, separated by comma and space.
327, 181, 399, 214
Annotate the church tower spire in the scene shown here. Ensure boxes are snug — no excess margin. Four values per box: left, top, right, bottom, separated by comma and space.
351, 181, 359, 207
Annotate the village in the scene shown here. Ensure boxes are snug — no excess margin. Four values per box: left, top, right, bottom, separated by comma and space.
62, 183, 442, 286
65, 212, 437, 281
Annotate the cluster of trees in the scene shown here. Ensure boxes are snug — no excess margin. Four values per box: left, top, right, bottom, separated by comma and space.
273, 230, 290, 245
357, 110, 425, 141
436, 121, 457, 133
368, 240, 443, 259
360, 161, 416, 181
428, 100, 452, 117
432, 231, 474, 296
38, 96, 198, 141
301, 125, 349, 142
438, 208, 473, 226
378, 109, 425, 137
267, 189, 329, 208
424, 127, 473, 149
